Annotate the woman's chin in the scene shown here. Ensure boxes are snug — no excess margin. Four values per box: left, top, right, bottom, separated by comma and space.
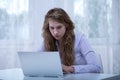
55, 37, 60, 40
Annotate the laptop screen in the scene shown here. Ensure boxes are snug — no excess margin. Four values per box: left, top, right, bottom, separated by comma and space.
18, 52, 63, 78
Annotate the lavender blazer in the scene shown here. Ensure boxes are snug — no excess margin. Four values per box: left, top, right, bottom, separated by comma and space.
38, 32, 102, 73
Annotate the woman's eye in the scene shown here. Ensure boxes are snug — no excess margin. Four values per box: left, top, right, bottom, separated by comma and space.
50, 27, 54, 30
57, 26, 61, 29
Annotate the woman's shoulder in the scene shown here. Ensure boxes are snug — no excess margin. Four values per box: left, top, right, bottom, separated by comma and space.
74, 31, 85, 39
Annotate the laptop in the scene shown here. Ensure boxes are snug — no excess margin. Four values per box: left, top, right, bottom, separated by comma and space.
18, 52, 63, 78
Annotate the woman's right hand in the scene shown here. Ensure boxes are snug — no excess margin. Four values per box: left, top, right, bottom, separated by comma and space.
62, 64, 74, 73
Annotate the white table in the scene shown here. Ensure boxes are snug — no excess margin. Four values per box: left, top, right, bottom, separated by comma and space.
0, 68, 119, 80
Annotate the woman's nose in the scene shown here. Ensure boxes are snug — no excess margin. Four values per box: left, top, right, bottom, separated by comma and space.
54, 29, 58, 34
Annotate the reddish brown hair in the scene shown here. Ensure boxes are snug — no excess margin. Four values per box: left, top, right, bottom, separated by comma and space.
42, 8, 75, 66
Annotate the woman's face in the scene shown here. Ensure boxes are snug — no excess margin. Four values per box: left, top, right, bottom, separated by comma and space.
49, 19, 66, 41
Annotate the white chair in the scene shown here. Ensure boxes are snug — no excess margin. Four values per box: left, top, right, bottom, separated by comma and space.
96, 53, 104, 73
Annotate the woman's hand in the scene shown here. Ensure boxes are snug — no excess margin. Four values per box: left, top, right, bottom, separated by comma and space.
62, 64, 74, 73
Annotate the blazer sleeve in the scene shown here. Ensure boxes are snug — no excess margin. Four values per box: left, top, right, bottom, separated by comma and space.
73, 34, 102, 73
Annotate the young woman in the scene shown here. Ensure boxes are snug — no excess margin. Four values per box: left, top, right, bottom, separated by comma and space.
39, 8, 102, 73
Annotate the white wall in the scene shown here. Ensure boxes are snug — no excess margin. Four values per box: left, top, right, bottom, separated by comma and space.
111, 0, 120, 74
28, 0, 54, 51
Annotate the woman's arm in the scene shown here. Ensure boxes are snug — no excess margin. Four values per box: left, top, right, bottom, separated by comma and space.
73, 33, 102, 73
73, 51, 102, 73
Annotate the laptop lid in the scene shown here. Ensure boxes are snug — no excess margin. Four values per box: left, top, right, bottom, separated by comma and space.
18, 52, 63, 78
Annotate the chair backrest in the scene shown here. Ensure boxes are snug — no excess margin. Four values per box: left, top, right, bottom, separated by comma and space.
97, 53, 104, 73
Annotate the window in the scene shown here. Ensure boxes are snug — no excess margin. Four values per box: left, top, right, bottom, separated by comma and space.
74, 0, 112, 39
0, 0, 29, 41
0, 0, 29, 69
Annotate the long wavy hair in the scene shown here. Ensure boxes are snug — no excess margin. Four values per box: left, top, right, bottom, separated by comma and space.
42, 8, 75, 66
